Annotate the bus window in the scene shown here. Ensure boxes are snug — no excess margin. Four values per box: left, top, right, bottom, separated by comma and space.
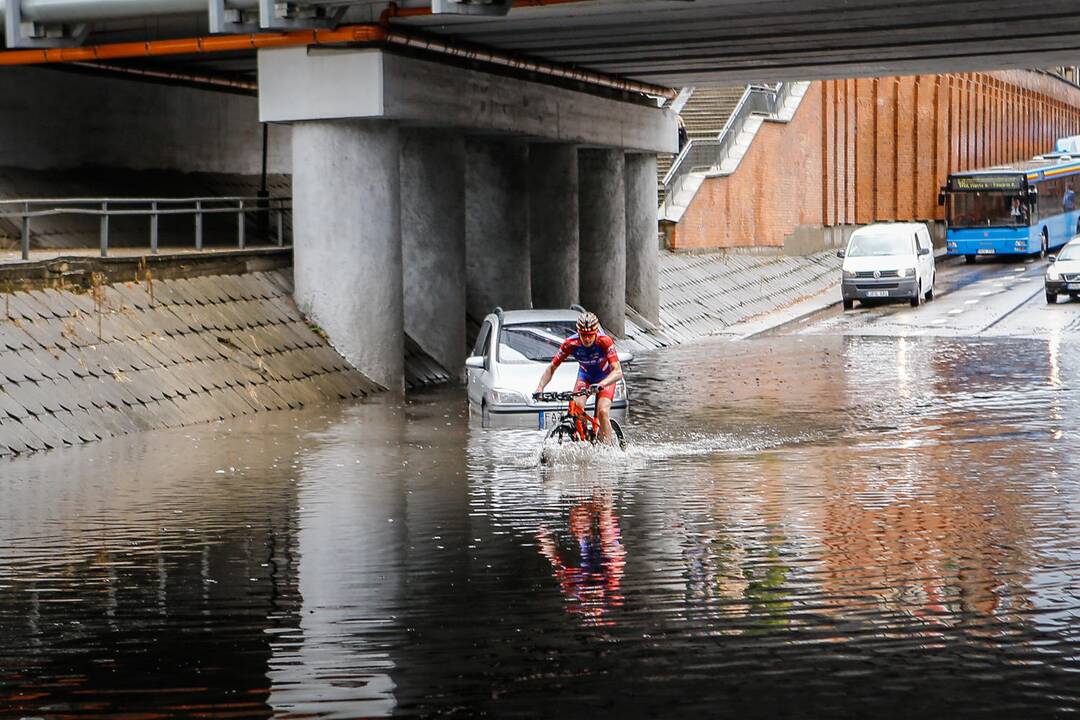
1038, 178, 1064, 218
948, 191, 1028, 227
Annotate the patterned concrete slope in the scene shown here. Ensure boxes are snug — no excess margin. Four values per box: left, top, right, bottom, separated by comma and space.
0, 270, 380, 457
0, 167, 291, 251
622, 250, 840, 352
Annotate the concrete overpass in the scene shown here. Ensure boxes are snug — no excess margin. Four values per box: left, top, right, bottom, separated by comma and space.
3, 0, 1080, 389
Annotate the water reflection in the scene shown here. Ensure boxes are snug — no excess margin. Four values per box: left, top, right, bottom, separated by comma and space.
3, 335, 1080, 716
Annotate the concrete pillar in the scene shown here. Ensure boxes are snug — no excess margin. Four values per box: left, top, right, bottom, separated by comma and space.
624, 152, 660, 323
578, 149, 626, 337
529, 143, 579, 309
401, 130, 467, 374
465, 139, 531, 320
291, 120, 403, 391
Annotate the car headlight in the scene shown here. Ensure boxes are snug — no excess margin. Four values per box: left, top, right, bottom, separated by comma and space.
1047, 268, 1061, 281
843, 269, 856, 278
488, 388, 527, 405
897, 267, 914, 278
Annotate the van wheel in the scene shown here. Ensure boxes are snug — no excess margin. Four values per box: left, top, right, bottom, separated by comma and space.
1046, 291, 1057, 304
842, 298, 854, 310
925, 283, 935, 301
910, 285, 922, 308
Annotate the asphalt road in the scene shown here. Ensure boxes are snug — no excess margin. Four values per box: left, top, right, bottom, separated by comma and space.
789, 254, 1080, 338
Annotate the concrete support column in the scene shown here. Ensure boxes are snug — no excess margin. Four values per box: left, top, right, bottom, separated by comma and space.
465, 139, 531, 319
292, 120, 403, 391
624, 152, 660, 323
528, 143, 579, 309
401, 130, 467, 374
578, 149, 626, 337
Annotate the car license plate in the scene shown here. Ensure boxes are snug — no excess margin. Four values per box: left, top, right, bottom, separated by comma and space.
539, 411, 561, 429
977, 248, 995, 255
1068, 283, 1080, 290
866, 290, 889, 297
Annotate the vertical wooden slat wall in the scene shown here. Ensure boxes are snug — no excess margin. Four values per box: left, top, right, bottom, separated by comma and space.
818, 71, 1080, 227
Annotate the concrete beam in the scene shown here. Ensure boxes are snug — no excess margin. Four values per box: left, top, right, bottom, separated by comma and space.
529, 143, 579, 310
465, 139, 531, 321
401, 129, 467, 376
291, 120, 403, 391
578, 149, 625, 338
624, 153, 659, 323
258, 47, 677, 153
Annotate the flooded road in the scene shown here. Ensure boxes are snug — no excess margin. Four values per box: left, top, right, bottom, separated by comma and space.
4, 328, 1080, 718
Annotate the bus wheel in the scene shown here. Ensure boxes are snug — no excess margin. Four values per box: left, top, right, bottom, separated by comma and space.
964, 254, 976, 264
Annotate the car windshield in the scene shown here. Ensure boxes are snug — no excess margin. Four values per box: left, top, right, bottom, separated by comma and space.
948, 191, 1029, 228
846, 231, 914, 257
497, 321, 578, 364
1057, 244, 1080, 261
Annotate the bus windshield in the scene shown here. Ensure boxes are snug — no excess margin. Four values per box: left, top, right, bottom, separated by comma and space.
948, 191, 1029, 227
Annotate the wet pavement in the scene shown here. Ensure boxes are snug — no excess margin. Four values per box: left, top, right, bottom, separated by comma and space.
5, 260, 1080, 717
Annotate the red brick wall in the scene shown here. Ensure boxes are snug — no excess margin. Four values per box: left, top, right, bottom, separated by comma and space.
668, 72, 1080, 251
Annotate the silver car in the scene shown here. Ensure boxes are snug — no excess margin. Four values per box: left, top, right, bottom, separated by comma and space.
465, 308, 631, 428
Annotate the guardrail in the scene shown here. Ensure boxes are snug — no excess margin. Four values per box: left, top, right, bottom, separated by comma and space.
0, 195, 292, 260
661, 83, 788, 208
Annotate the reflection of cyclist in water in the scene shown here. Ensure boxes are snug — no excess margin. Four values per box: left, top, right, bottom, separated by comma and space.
536, 493, 626, 625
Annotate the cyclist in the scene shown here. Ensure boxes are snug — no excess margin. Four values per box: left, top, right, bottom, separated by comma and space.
534, 310, 623, 445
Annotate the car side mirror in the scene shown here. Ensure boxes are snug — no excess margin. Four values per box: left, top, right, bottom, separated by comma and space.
836, 250, 845, 258
918, 247, 931, 256
1048, 255, 1057, 263
465, 356, 485, 370
617, 351, 634, 364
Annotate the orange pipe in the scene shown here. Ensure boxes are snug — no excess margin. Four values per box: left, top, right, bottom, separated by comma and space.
0, 25, 386, 65
0, 21, 676, 99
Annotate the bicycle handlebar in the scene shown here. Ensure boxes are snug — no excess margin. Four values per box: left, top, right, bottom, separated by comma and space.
532, 389, 593, 402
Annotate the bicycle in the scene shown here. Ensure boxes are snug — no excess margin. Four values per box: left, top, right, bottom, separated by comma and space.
532, 389, 628, 462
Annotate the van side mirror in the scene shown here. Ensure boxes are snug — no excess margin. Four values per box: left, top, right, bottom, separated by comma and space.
836, 250, 845, 258
465, 356, 485, 370
1048, 255, 1057, 263
918, 247, 931, 256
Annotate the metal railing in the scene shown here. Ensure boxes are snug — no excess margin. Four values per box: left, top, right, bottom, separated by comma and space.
0, 195, 292, 260
661, 82, 789, 209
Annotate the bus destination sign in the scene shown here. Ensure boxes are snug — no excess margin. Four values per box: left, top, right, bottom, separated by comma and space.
950, 175, 1024, 191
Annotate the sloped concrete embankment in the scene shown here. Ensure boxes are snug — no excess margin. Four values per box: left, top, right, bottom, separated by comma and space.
623, 250, 840, 350
0, 270, 380, 456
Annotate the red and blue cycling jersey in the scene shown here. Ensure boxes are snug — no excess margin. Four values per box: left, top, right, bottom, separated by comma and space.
551, 332, 619, 384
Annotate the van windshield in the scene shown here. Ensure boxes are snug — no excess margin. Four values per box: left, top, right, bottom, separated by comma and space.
497, 321, 577, 364
846, 232, 914, 257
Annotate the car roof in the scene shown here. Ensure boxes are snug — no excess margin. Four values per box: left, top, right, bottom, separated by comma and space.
490, 309, 580, 324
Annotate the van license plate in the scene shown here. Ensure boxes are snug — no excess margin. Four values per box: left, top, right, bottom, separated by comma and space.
866, 290, 889, 297
1068, 283, 1080, 290
977, 249, 995, 254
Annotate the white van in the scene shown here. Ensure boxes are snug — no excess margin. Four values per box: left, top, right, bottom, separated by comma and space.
837, 223, 936, 310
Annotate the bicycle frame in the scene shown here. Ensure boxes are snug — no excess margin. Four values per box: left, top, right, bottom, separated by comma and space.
534, 390, 601, 442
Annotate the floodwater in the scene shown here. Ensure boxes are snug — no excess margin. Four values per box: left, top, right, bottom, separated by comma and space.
3, 333, 1080, 718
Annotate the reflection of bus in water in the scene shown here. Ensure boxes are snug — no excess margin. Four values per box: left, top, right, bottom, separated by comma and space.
940, 156, 1080, 262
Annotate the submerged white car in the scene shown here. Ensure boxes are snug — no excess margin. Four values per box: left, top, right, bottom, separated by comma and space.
465, 308, 631, 428
838, 222, 937, 310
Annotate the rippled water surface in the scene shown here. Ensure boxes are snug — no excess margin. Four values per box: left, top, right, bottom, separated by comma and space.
4, 334, 1080, 718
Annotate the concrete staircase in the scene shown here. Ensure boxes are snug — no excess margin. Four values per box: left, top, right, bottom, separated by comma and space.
657, 85, 746, 204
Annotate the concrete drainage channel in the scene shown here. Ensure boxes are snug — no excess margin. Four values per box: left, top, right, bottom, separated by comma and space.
0, 251, 382, 457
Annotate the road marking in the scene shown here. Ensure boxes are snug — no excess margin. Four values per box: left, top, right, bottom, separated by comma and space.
964, 299, 979, 304
948, 309, 963, 315
931, 318, 947, 324
979, 291, 996, 296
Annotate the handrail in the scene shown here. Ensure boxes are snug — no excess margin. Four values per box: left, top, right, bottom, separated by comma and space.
0, 195, 292, 260
661, 82, 788, 209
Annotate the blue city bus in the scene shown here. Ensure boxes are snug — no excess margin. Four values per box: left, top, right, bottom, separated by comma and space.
940, 155, 1080, 262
